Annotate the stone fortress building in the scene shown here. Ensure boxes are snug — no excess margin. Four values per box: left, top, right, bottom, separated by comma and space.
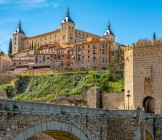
11, 7, 123, 74
124, 34, 162, 114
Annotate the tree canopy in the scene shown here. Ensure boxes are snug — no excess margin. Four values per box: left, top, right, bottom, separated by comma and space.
109, 46, 124, 80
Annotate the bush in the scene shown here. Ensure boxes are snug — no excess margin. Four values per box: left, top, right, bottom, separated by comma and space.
0, 84, 15, 98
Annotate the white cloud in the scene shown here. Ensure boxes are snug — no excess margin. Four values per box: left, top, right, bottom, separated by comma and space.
52, 2, 59, 8
0, 0, 60, 10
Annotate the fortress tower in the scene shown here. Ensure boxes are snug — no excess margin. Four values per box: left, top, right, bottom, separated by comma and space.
124, 35, 162, 114
60, 7, 75, 45
12, 20, 26, 54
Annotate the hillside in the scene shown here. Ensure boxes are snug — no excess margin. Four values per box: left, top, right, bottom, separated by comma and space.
0, 71, 124, 102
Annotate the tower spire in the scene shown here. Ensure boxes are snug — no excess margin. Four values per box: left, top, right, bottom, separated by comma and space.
61, 6, 74, 23
14, 20, 25, 34
108, 21, 111, 30
18, 19, 21, 29
104, 20, 114, 36
66, 6, 70, 17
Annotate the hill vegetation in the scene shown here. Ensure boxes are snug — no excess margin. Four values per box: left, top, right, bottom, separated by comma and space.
0, 71, 124, 102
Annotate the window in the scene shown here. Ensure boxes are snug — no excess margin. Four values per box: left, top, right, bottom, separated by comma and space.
43, 56, 46, 63
102, 60, 104, 63
35, 56, 38, 63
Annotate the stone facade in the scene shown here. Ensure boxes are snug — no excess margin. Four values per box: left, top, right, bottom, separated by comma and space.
87, 88, 101, 108
102, 92, 124, 109
0, 54, 12, 70
0, 99, 157, 140
124, 38, 162, 114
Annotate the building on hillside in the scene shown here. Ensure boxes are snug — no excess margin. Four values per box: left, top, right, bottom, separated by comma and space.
12, 7, 123, 73
0, 54, 12, 70
72, 36, 111, 70
124, 34, 162, 114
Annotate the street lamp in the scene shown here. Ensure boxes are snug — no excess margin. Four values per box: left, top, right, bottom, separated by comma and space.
127, 90, 131, 109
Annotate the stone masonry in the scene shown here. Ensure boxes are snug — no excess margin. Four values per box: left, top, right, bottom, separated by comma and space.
124, 39, 162, 114
0, 99, 156, 140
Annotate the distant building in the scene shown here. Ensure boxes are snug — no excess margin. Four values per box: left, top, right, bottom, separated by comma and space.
0, 54, 12, 70
12, 7, 123, 73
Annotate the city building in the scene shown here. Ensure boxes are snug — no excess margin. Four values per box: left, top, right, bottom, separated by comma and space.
0, 54, 12, 70
12, 7, 122, 73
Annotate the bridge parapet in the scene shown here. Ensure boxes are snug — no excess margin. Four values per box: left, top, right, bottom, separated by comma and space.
0, 99, 156, 119
0, 99, 158, 140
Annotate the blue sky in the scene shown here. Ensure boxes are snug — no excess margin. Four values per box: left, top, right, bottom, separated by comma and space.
0, 0, 162, 53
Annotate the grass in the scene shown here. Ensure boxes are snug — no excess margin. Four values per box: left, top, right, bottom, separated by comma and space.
11, 71, 124, 101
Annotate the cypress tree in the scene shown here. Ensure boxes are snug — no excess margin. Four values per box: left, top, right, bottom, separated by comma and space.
109, 45, 124, 80
8, 38, 12, 57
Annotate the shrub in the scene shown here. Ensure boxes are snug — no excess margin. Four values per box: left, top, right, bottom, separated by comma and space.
0, 84, 15, 98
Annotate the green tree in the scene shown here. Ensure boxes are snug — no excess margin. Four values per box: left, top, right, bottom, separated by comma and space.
8, 38, 12, 57
109, 45, 124, 80
0, 50, 4, 55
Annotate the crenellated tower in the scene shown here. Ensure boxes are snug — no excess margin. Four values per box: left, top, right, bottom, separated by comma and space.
60, 7, 75, 46
12, 20, 26, 54
103, 21, 115, 42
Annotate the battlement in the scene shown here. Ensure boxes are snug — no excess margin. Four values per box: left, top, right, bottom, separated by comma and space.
125, 38, 162, 52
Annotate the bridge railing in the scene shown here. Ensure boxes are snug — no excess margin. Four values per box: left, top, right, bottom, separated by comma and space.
0, 99, 157, 119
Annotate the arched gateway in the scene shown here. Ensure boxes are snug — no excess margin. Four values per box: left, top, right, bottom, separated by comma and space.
143, 96, 155, 113
13, 121, 90, 140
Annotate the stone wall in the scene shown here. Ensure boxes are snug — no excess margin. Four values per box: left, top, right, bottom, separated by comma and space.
102, 92, 124, 109
87, 88, 101, 108
54, 94, 87, 107
0, 99, 157, 140
107, 117, 145, 140
0, 74, 17, 86
53, 90, 125, 110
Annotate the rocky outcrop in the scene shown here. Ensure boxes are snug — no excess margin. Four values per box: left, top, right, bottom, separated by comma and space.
0, 90, 8, 99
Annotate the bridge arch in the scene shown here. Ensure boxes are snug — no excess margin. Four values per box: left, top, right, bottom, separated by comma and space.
13, 121, 92, 140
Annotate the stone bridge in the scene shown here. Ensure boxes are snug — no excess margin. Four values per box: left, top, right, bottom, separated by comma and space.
0, 99, 157, 140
